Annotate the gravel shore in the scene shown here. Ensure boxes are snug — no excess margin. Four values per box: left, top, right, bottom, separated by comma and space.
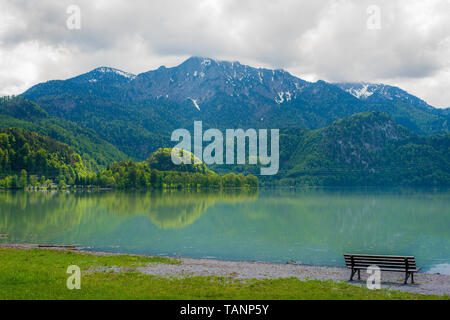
133, 257, 450, 296
2, 244, 449, 296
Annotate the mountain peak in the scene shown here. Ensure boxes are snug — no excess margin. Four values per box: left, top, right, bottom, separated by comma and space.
89, 66, 136, 79
20, 57, 448, 139
130, 56, 309, 106
181, 56, 238, 66
183, 56, 215, 63
176, 57, 217, 70
69, 66, 136, 84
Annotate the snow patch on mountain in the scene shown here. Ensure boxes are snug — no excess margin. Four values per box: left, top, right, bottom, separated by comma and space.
189, 98, 201, 111
335, 82, 436, 112
201, 58, 211, 66
95, 67, 136, 80
345, 84, 374, 99
275, 91, 292, 104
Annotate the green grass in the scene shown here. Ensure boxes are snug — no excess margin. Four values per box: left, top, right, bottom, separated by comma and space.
0, 248, 447, 300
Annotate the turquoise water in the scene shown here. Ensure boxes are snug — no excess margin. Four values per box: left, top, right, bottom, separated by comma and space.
0, 188, 449, 274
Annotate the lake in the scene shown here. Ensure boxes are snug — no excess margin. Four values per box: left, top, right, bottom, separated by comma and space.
0, 188, 449, 274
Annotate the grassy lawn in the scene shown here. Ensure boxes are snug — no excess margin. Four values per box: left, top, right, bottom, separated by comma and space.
0, 248, 447, 300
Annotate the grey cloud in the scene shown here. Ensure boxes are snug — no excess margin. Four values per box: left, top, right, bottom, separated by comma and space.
0, 0, 449, 107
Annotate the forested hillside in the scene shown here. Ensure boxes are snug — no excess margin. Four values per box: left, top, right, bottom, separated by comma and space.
97, 154, 257, 189
0, 96, 128, 169
0, 58, 448, 187
0, 127, 87, 188
278, 112, 450, 186
212, 112, 450, 186
21, 57, 449, 160
0, 128, 257, 190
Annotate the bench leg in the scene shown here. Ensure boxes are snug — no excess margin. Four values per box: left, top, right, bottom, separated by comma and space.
357, 269, 361, 280
350, 268, 357, 281
404, 272, 410, 284
411, 272, 414, 284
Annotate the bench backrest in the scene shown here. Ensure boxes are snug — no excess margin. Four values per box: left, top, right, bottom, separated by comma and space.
344, 254, 417, 271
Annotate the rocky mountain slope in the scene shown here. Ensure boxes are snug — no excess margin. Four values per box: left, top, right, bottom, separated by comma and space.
21, 57, 449, 160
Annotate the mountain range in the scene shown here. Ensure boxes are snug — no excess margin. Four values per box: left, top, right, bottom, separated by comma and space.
21, 57, 449, 160
0, 56, 448, 186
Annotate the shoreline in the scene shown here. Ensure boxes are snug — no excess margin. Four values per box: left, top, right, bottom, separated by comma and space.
1, 243, 449, 296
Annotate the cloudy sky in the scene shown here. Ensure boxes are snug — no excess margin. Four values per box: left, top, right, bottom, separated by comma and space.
0, 0, 449, 108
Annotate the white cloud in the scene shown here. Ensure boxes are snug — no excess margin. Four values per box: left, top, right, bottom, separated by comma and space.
0, 0, 449, 107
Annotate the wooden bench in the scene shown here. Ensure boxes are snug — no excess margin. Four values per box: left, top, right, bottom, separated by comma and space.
344, 254, 420, 284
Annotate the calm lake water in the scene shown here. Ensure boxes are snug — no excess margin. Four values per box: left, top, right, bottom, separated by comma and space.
1, 188, 449, 274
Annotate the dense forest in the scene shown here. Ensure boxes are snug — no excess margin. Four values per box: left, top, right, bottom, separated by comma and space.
96, 159, 257, 189
0, 95, 449, 187
276, 112, 450, 186
212, 112, 450, 186
0, 127, 87, 188
0, 96, 128, 169
0, 127, 257, 189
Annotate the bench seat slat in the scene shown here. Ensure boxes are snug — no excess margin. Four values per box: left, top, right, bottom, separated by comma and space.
345, 259, 416, 265
346, 264, 417, 271
344, 254, 415, 260
344, 255, 415, 260
346, 266, 419, 272
344, 259, 416, 267
344, 256, 416, 261
345, 263, 417, 270
345, 262, 416, 268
